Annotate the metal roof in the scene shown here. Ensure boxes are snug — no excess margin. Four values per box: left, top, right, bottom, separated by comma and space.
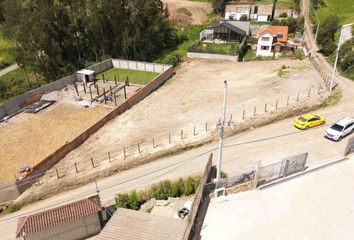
16, 196, 102, 237
221, 21, 250, 36
76, 69, 95, 75
92, 208, 188, 240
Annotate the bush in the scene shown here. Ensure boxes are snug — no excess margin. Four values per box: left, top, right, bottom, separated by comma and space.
163, 52, 182, 67
279, 12, 288, 18
240, 15, 248, 21
294, 49, 304, 60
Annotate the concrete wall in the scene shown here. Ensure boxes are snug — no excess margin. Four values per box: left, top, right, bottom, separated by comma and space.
21, 214, 101, 240
87, 59, 113, 74
187, 52, 239, 62
112, 59, 170, 73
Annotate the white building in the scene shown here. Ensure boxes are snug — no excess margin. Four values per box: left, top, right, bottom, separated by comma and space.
256, 26, 289, 56
225, 4, 273, 22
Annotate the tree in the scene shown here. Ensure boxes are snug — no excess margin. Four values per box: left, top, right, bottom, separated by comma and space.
310, 0, 325, 10
317, 14, 340, 56
212, 0, 226, 15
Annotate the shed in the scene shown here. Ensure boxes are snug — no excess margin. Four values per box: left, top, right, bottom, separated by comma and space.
91, 208, 188, 240
16, 195, 103, 240
76, 69, 95, 83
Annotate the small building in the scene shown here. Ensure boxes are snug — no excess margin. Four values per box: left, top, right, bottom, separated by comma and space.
200, 21, 250, 42
225, 4, 252, 21
225, 4, 273, 22
90, 208, 188, 240
256, 26, 290, 56
256, 4, 273, 22
76, 69, 95, 84
16, 195, 103, 240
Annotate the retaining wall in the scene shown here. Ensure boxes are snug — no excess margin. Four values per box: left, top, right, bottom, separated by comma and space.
17, 64, 174, 195
187, 52, 239, 62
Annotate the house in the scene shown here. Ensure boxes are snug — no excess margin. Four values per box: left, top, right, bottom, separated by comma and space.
225, 4, 274, 22
76, 69, 95, 83
200, 21, 250, 42
16, 195, 104, 240
225, 4, 252, 21
255, 26, 290, 56
90, 208, 188, 240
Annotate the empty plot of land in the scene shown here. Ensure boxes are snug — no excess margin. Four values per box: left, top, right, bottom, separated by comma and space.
162, 0, 212, 27
96, 68, 159, 85
58, 59, 323, 170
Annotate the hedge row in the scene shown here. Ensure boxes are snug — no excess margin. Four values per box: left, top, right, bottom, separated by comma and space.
115, 176, 201, 210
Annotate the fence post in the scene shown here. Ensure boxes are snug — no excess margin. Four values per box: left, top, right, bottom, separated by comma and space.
89, 85, 93, 100
193, 126, 197, 136
96, 84, 100, 95
124, 85, 127, 99
169, 133, 171, 144
108, 152, 111, 162
286, 96, 290, 105
264, 103, 267, 113
308, 88, 311, 98
103, 88, 106, 104
91, 158, 95, 168
297, 92, 300, 102
114, 75, 117, 86
75, 162, 78, 173
114, 92, 117, 106
205, 122, 208, 132
83, 83, 87, 94
253, 106, 257, 116
56, 168, 60, 179
123, 148, 126, 159
110, 86, 113, 96
181, 129, 184, 139
254, 160, 261, 187
153, 138, 156, 148
228, 114, 233, 126
138, 143, 141, 153
242, 110, 245, 120
275, 99, 278, 110
102, 73, 105, 82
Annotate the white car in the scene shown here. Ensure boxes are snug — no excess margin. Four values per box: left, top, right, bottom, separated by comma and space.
325, 117, 354, 141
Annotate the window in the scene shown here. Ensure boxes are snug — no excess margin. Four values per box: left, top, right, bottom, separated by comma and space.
344, 122, 354, 130
260, 46, 269, 50
261, 37, 270, 41
331, 124, 344, 132
277, 33, 283, 39
254, 6, 258, 14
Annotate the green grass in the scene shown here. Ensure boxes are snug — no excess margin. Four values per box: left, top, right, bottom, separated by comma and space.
317, 0, 354, 24
96, 68, 159, 85
321, 89, 342, 107
189, 41, 240, 55
0, 29, 16, 69
243, 49, 257, 61
256, 0, 292, 8
0, 68, 45, 103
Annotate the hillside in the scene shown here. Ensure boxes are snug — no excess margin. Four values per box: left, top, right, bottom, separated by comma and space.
317, 0, 354, 24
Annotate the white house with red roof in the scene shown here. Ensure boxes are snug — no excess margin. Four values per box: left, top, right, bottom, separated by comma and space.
255, 26, 289, 56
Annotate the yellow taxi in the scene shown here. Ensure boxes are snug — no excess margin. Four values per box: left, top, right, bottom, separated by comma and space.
294, 113, 326, 130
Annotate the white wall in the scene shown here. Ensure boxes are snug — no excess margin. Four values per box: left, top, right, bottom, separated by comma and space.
111, 59, 170, 73
225, 12, 249, 20
257, 15, 269, 22
256, 33, 273, 56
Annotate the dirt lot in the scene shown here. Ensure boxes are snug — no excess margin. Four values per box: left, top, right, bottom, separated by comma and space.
47, 59, 323, 173
162, 0, 212, 27
0, 81, 142, 183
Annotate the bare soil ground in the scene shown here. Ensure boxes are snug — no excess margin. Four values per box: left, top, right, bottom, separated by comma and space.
162, 0, 212, 27
0, 81, 142, 183
45, 59, 324, 177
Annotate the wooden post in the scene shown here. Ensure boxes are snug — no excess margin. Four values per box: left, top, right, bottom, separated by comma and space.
275, 99, 278, 109
74, 82, 79, 96
123, 148, 126, 159
89, 85, 93, 100
102, 73, 105, 82
75, 162, 78, 173
91, 157, 95, 168
286, 96, 290, 105
153, 139, 156, 148
308, 88, 311, 98
242, 110, 245, 120
96, 84, 100, 95
228, 114, 233, 126
108, 152, 111, 162
264, 103, 268, 112
110, 86, 113, 96
297, 92, 300, 102
193, 126, 196, 136
103, 88, 106, 104
205, 122, 208, 132
169, 133, 171, 143
114, 92, 117, 106
138, 143, 141, 153
83, 83, 87, 94
114, 75, 117, 86
56, 168, 60, 179
181, 129, 184, 139
254, 106, 257, 116
124, 85, 127, 99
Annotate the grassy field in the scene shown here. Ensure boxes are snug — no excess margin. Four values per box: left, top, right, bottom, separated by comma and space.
0, 29, 16, 69
96, 68, 159, 85
0, 68, 45, 103
317, 0, 354, 24
189, 41, 240, 55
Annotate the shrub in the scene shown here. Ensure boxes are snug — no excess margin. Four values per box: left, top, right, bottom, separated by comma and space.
240, 15, 248, 21
163, 52, 182, 67
294, 49, 304, 60
279, 12, 288, 18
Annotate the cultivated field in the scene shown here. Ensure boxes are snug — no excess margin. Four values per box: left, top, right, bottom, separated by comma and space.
162, 0, 212, 27
53, 59, 323, 173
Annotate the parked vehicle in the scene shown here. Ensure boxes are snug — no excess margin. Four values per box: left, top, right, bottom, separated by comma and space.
294, 113, 326, 130
324, 117, 354, 141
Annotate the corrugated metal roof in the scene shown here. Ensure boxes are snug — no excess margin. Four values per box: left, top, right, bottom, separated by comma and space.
92, 208, 188, 240
16, 196, 102, 238
220, 21, 250, 36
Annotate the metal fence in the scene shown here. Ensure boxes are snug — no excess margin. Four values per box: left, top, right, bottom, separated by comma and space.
258, 152, 308, 185
218, 170, 255, 189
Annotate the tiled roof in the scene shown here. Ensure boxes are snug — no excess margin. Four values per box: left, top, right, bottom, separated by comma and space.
257, 4, 273, 15
16, 196, 102, 238
92, 208, 188, 240
256, 26, 289, 42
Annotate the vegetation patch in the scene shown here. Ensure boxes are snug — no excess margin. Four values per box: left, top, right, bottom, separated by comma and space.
277, 68, 290, 78
115, 176, 201, 210
96, 68, 159, 85
320, 89, 342, 108
188, 41, 239, 55
0, 29, 15, 69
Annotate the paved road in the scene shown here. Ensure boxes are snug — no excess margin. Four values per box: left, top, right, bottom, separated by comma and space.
0, 64, 18, 77
1, 2, 353, 239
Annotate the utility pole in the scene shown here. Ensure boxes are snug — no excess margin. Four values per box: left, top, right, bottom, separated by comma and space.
216, 81, 228, 185
329, 26, 345, 94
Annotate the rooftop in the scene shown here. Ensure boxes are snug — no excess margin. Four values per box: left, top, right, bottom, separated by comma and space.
201, 158, 354, 239
335, 117, 354, 126
256, 25, 289, 42
16, 195, 102, 238
92, 208, 188, 240
221, 21, 251, 36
